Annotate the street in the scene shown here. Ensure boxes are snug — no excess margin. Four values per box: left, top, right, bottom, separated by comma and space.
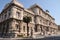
0, 36, 60, 40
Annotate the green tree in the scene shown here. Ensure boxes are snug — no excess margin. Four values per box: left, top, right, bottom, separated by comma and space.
23, 16, 32, 37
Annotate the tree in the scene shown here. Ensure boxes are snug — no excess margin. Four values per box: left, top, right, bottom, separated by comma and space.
23, 16, 32, 37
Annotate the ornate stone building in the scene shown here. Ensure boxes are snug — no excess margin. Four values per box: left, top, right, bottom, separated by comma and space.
0, 0, 58, 38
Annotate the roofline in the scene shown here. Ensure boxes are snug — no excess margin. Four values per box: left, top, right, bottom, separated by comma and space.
0, 3, 24, 15
28, 4, 55, 20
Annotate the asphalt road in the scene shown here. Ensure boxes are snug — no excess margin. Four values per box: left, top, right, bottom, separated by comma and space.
0, 36, 60, 40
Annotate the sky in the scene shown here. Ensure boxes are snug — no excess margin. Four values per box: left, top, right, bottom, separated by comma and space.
0, 0, 60, 25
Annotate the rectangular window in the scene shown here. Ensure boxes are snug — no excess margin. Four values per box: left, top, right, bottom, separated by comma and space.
23, 26, 25, 32
16, 24, 19, 29
16, 24, 20, 32
35, 25, 38, 32
17, 12, 20, 18
46, 27, 49, 31
6, 23, 9, 33
39, 10, 41, 14
5, 14, 7, 18
9, 12, 10, 17
30, 17, 32, 22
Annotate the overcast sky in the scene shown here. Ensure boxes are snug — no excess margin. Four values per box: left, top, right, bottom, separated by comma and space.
0, 0, 60, 25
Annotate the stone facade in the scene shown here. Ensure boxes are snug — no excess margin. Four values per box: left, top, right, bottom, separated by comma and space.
0, 0, 58, 38
58, 25, 60, 30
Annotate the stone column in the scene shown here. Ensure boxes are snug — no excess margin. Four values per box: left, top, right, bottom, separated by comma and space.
40, 25, 43, 35
37, 25, 40, 32
49, 27, 51, 35
32, 26, 35, 38
20, 21, 23, 33
44, 27, 47, 35
41, 26, 44, 35
43, 26, 46, 35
